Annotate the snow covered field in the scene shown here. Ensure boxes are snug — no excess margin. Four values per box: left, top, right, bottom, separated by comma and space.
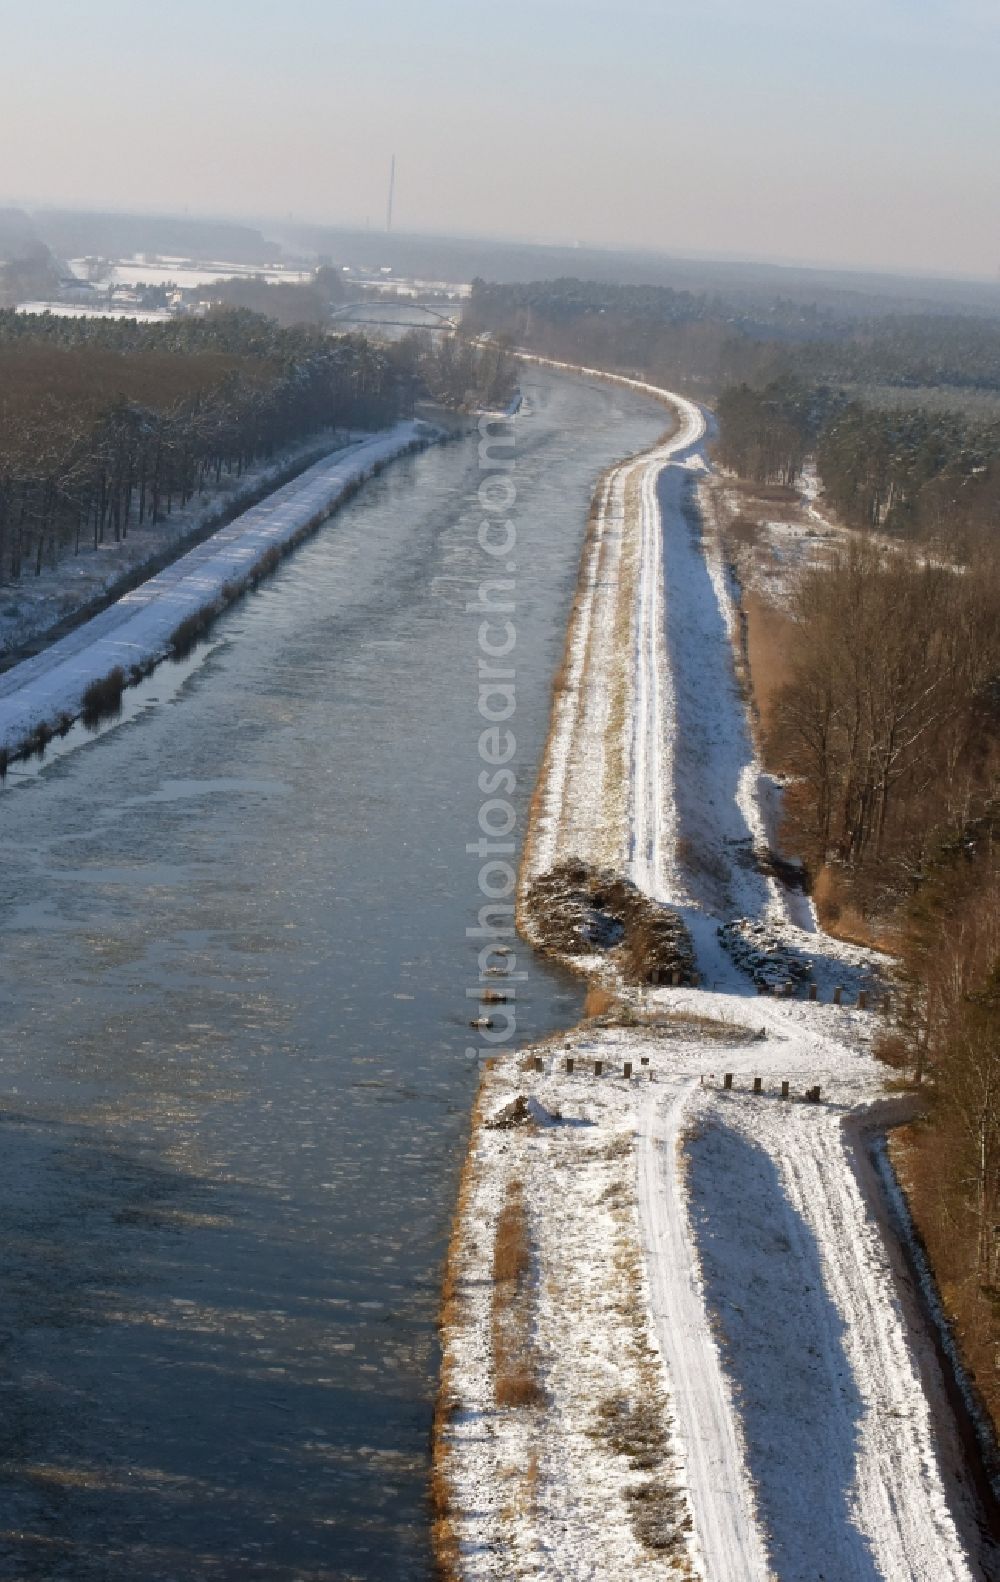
68, 257, 315, 289
0, 422, 433, 761
437, 366, 994, 1580
15, 301, 172, 322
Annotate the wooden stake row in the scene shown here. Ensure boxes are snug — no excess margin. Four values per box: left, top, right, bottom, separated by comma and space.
532, 1054, 646, 1080
723, 1072, 821, 1102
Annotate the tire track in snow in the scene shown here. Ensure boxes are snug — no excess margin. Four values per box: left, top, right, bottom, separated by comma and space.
779, 1119, 974, 1581
629, 397, 704, 900
624, 390, 774, 1582
631, 452, 663, 894
637, 1080, 771, 1582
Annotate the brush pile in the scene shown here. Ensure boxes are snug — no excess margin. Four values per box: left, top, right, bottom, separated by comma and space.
525, 859, 697, 985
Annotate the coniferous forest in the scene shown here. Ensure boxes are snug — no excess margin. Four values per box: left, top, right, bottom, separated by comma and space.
0, 310, 514, 585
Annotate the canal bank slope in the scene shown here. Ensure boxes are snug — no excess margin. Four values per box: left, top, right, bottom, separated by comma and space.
0, 421, 437, 766
434, 369, 994, 1581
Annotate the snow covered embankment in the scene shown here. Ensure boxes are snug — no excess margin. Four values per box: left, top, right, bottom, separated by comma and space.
0, 422, 434, 762
439, 360, 989, 1581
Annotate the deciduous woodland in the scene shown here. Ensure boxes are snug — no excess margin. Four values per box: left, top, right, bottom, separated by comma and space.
470, 274, 1000, 1454
721, 397, 1000, 1446
0, 310, 514, 585
759, 542, 1000, 1440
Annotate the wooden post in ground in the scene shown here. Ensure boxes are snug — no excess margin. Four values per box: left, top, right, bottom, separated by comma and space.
781, 1080, 790, 1099
724, 1072, 733, 1090
753, 1076, 763, 1094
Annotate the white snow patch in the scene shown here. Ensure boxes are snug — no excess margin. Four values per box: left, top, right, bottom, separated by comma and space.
0, 423, 434, 759
443, 358, 984, 1581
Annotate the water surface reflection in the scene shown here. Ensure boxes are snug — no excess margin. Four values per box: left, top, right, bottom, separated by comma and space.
0, 371, 667, 1579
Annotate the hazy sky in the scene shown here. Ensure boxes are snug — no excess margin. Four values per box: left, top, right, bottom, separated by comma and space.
2, 0, 998, 277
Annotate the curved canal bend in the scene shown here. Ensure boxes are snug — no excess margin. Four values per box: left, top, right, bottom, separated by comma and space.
0, 371, 667, 1581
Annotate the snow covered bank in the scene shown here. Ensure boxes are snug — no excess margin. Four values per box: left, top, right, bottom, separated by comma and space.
437, 1025, 705, 1580
518, 369, 702, 898
0, 422, 437, 763
438, 361, 990, 1580
0, 429, 362, 659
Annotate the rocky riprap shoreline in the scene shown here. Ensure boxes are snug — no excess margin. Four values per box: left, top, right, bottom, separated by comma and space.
718, 916, 813, 993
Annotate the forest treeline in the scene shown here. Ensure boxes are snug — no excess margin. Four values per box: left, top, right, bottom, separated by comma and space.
771, 542, 1000, 897
464, 275, 1000, 403
888, 812, 1000, 1434
764, 532, 1000, 1445
0, 311, 514, 584
718, 375, 1000, 1444
716, 379, 1000, 550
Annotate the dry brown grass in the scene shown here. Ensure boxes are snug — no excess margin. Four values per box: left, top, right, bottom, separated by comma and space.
811, 864, 900, 952
492, 1180, 544, 1410
493, 1180, 530, 1283
431, 1077, 490, 1580
584, 986, 619, 1019
727, 477, 799, 506
890, 1126, 1000, 1450
587, 1196, 695, 1570
495, 1368, 544, 1409
645, 1006, 751, 1041
743, 590, 794, 739
727, 514, 761, 551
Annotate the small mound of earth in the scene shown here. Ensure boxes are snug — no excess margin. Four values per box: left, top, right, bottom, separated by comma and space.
525, 858, 697, 985
718, 917, 812, 992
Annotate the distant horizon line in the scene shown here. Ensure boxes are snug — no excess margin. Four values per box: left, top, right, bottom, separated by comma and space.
5, 195, 1000, 293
